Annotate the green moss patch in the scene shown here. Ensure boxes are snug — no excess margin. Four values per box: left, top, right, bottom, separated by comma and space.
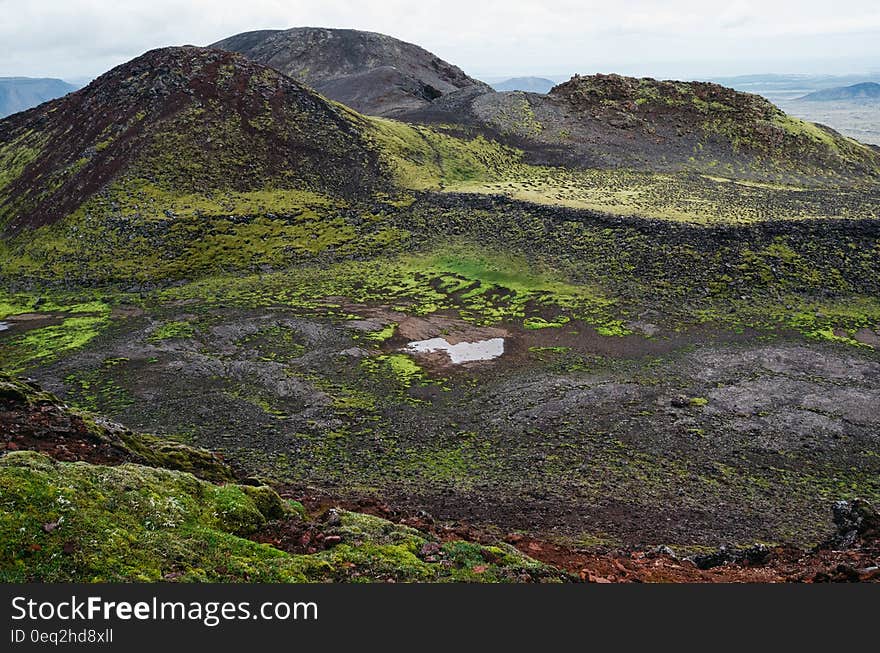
0, 452, 563, 583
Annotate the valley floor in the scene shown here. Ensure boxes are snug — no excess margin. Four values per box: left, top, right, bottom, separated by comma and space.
2, 238, 879, 555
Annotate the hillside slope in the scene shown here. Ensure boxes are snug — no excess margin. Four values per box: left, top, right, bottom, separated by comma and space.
0, 46, 392, 235
0, 374, 561, 583
3, 46, 880, 284
0, 45, 529, 281
211, 27, 489, 116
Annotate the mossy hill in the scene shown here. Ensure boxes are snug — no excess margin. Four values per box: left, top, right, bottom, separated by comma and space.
0, 45, 525, 281
0, 46, 392, 235
403, 73, 880, 184
3, 46, 880, 285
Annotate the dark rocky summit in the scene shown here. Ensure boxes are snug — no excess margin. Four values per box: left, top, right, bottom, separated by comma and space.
211, 27, 489, 116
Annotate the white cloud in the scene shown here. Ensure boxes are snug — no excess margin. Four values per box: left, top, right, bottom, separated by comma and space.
0, 0, 878, 80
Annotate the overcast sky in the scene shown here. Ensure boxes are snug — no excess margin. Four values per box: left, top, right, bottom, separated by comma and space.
1, 0, 879, 82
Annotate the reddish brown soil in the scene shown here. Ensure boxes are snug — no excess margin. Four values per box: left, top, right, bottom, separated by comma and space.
272, 488, 880, 583
508, 538, 880, 583
0, 388, 132, 464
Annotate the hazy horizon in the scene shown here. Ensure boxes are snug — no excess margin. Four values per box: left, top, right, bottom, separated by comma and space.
2, 1, 879, 83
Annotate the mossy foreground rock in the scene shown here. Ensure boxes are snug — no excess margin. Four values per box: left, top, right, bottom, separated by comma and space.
0, 372, 235, 482
0, 452, 564, 582
0, 451, 288, 581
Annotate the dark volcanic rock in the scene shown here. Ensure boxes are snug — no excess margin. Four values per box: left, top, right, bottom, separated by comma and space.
827, 499, 880, 549
211, 27, 489, 116
690, 543, 771, 570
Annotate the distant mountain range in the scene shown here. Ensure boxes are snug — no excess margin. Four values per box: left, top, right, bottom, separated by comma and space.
710, 73, 878, 94
491, 77, 556, 93
798, 82, 880, 102
0, 77, 78, 118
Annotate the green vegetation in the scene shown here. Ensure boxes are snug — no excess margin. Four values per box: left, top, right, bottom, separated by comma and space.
0, 452, 562, 582
0, 300, 111, 374
547, 74, 880, 183
448, 166, 880, 223
149, 320, 196, 342
368, 117, 523, 189
363, 323, 397, 342
0, 130, 45, 193
0, 450, 300, 582
0, 188, 410, 282
116, 431, 237, 484
361, 354, 428, 389
155, 244, 628, 337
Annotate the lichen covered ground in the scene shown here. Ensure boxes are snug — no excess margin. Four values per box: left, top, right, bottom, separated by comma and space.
0, 376, 563, 582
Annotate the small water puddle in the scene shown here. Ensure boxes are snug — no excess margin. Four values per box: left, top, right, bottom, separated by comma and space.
405, 337, 505, 364
0, 321, 8, 332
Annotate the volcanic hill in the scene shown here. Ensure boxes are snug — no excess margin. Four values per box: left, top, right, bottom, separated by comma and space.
403, 73, 880, 183
4, 42, 880, 286
0, 46, 392, 235
211, 27, 489, 117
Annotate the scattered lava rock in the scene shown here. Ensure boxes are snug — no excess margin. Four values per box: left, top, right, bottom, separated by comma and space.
0, 375, 133, 465
690, 543, 772, 570
826, 499, 880, 549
